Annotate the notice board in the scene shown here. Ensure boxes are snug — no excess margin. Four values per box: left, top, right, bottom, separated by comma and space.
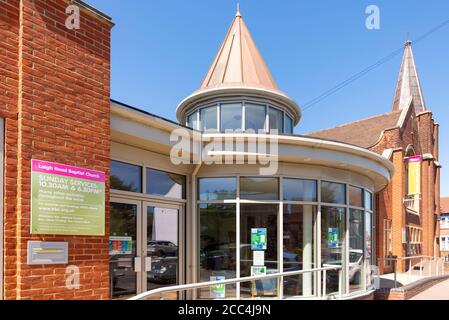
31, 159, 105, 236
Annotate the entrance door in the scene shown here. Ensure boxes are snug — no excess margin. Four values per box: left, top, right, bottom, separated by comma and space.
109, 199, 183, 299
143, 202, 182, 299
110, 200, 141, 299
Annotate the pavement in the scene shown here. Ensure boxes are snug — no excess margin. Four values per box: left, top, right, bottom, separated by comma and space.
379, 273, 427, 288
409, 278, 449, 300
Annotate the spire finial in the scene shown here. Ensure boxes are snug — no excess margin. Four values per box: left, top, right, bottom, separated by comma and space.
405, 32, 412, 46
236, 3, 241, 17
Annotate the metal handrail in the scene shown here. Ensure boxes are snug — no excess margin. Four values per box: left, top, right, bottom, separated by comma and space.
128, 265, 342, 300
377, 255, 445, 288
378, 255, 441, 262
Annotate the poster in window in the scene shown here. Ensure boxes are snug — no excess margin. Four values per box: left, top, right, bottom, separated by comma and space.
407, 155, 421, 195
327, 228, 339, 248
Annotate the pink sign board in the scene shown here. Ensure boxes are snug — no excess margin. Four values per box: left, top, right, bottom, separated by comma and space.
31, 159, 105, 182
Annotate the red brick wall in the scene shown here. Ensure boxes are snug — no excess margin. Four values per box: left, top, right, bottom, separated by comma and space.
0, 0, 20, 299
1, 0, 113, 300
417, 112, 439, 257
373, 107, 440, 273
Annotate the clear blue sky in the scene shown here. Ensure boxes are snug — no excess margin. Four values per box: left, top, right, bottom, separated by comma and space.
87, 0, 449, 196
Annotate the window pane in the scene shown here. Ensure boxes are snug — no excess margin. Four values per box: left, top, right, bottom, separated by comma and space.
365, 211, 373, 288
199, 177, 237, 201
110, 160, 142, 193
187, 112, 197, 129
283, 178, 317, 202
321, 206, 346, 295
245, 103, 266, 132
200, 106, 217, 131
321, 181, 346, 204
349, 209, 364, 292
199, 204, 236, 299
110, 202, 137, 299
269, 107, 283, 133
365, 212, 372, 260
240, 204, 278, 298
349, 186, 363, 207
147, 206, 179, 299
284, 114, 293, 134
240, 177, 279, 200
220, 103, 242, 131
146, 168, 185, 199
283, 204, 316, 297
365, 191, 373, 210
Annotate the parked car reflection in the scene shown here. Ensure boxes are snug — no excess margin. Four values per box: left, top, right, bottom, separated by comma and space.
322, 249, 364, 292
147, 257, 178, 285
147, 240, 177, 257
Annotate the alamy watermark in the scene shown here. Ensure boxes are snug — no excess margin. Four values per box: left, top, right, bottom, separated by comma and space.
170, 128, 280, 176
65, 265, 80, 290
365, 5, 381, 30
65, 4, 80, 30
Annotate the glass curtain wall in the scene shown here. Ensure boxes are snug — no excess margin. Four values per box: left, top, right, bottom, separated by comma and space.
198, 177, 374, 299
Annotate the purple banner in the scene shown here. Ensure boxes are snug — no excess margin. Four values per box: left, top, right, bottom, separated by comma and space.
31, 159, 105, 182
407, 155, 422, 163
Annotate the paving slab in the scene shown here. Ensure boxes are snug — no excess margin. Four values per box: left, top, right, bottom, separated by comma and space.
409, 278, 449, 300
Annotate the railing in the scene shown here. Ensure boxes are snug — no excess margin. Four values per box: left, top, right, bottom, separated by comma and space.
403, 194, 420, 214
378, 255, 445, 288
129, 265, 342, 300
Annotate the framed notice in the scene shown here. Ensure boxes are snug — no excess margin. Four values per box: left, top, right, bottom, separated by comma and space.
31, 159, 105, 236
109, 236, 133, 255
251, 228, 267, 251
327, 228, 339, 248
210, 276, 226, 299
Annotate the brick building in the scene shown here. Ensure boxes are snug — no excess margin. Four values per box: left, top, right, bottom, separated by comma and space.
0, 0, 441, 300
309, 41, 442, 273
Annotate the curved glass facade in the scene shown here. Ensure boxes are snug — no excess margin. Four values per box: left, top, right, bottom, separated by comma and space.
198, 176, 374, 298
185, 100, 294, 134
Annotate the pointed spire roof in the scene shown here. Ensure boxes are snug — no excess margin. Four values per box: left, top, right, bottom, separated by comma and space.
199, 9, 279, 92
177, 10, 301, 125
391, 40, 426, 113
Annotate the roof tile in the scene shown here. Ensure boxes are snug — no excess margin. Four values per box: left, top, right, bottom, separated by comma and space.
307, 111, 402, 149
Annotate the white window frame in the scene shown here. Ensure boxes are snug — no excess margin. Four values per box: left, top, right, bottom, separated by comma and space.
384, 219, 393, 266
441, 237, 449, 251
441, 216, 449, 229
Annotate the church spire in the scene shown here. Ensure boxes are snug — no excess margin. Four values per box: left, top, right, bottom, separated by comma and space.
391, 39, 426, 113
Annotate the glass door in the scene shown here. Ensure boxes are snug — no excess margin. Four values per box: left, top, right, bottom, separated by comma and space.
109, 200, 141, 299
240, 204, 279, 298
143, 202, 183, 300
109, 199, 183, 300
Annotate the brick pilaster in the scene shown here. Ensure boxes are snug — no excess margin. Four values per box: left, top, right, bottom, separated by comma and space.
1, 0, 113, 300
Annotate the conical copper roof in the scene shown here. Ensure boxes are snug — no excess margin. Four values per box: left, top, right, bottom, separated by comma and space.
177, 10, 301, 124
199, 10, 279, 92
391, 40, 426, 113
